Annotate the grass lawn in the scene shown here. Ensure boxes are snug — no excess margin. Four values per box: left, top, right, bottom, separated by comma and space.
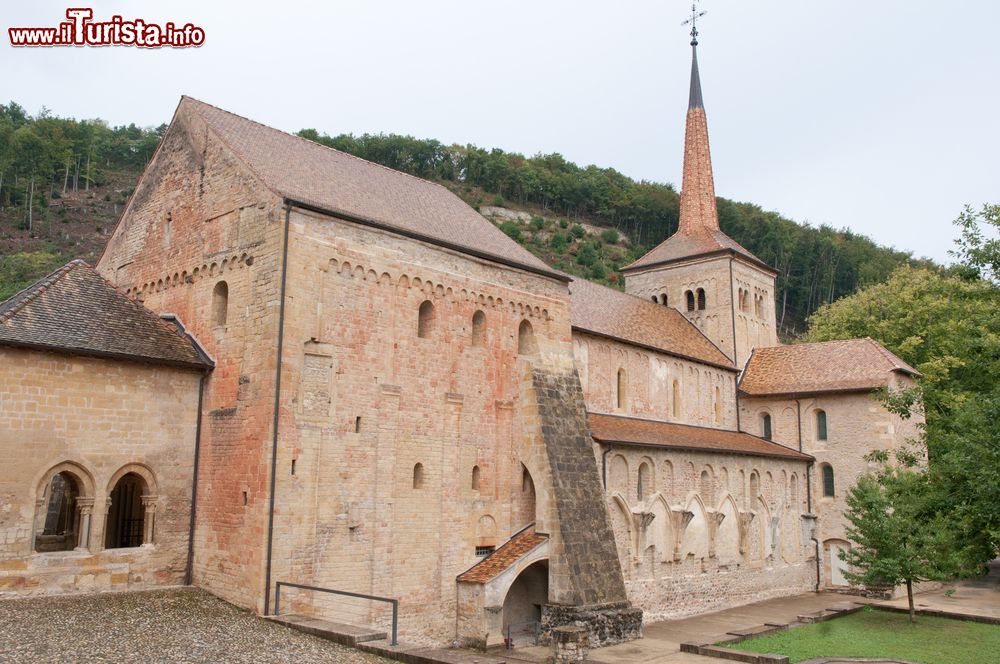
724, 608, 1000, 664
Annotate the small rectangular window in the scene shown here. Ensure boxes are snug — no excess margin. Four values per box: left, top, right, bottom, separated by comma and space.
475, 545, 495, 558
355, 416, 362, 433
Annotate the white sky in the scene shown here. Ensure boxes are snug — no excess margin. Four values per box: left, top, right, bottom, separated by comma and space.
5, 1, 998, 263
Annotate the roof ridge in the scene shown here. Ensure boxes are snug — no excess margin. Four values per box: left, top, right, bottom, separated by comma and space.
0, 259, 87, 324
864, 336, 919, 375
181, 96, 456, 194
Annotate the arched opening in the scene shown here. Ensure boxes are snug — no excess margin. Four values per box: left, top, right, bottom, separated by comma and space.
672, 379, 681, 418
659, 293, 668, 306
513, 464, 536, 528
413, 462, 425, 489
685, 290, 695, 312
749, 471, 760, 501
651, 295, 658, 303
417, 300, 434, 338
471, 465, 481, 491
761, 413, 772, 440
616, 367, 627, 410
471, 310, 486, 347
518, 319, 538, 355
105, 472, 148, 549
502, 560, 549, 643
35, 472, 82, 552
699, 470, 713, 504
212, 281, 228, 326
821, 463, 835, 497
714, 386, 722, 424
755, 295, 763, 318
790, 473, 799, 507
816, 410, 828, 441
637, 462, 652, 501
697, 288, 706, 310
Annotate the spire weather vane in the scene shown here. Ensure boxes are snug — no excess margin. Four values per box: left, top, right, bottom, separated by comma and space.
681, 2, 707, 45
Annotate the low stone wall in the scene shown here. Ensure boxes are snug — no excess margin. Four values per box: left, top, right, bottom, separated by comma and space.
541, 602, 643, 648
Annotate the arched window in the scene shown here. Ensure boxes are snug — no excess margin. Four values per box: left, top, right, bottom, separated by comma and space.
471, 310, 486, 347
659, 293, 668, 306
105, 472, 148, 549
471, 465, 481, 491
761, 413, 772, 441
816, 410, 828, 441
616, 367, 627, 410
714, 386, 722, 424
518, 319, 538, 355
822, 464, 835, 497
212, 281, 228, 326
697, 288, 706, 310
651, 295, 658, 303
637, 462, 652, 501
790, 474, 799, 506
35, 472, 82, 552
755, 295, 763, 318
417, 300, 434, 338
700, 470, 713, 503
750, 471, 760, 500
742, 290, 750, 312
413, 463, 425, 489
672, 379, 681, 418
685, 290, 695, 312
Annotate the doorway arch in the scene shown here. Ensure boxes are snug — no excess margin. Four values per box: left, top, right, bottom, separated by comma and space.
501, 560, 549, 641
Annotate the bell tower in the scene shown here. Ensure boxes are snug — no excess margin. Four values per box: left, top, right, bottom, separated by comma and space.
621, 7, 778, 367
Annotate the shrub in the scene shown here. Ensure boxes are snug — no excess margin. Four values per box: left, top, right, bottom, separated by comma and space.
492, 195, 505, 207
576, 243, 598, 267
531, 216, 545, 231
559, 219, 569, 229
589, 263, 607, 280
601, 229, 620, 244
549, 233, 569, 252
499, 221, 522, 242
570, 224, 586, 239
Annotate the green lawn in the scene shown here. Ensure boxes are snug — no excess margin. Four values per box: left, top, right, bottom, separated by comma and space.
724, 608, 1000, 664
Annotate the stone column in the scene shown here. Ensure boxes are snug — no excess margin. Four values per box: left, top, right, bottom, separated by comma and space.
141, 495, 158, 546
76, 497, 95, 551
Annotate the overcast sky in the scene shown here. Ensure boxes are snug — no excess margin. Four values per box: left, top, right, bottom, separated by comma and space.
5, 1, 998, 263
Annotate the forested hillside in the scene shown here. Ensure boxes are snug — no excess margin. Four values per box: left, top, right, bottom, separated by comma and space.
0, 102, 934, 335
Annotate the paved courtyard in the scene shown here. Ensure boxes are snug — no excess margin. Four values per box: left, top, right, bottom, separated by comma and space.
0, 588, 394, 664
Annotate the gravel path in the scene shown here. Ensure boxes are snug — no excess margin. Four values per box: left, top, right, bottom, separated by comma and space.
0, 588, 396, 664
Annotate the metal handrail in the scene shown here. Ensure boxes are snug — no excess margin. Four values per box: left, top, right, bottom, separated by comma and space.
273, 581, 399, 646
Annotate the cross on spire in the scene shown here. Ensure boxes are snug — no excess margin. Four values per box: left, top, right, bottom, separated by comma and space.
681, 2, 707, 46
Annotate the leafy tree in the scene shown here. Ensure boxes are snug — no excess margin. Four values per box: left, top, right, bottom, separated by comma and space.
842, 456, 969, 622
576, 243, 598, 267
600, 228, 619, 244
950, 203, 1000, 284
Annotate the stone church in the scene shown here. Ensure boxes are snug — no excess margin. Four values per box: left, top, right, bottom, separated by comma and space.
0, 37, 920, 649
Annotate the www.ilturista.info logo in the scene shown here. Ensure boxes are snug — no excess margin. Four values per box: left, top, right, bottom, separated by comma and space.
9, 8, 205, 48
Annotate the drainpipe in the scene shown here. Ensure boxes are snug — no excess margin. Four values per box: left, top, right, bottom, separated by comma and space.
797, 398, 821, 591
263, 202, 292, 615
185, 370, 208, 586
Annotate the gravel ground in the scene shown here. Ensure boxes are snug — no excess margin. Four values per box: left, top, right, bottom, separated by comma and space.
0, 588, 396, 664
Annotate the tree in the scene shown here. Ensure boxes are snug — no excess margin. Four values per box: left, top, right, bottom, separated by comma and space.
841, 456, 969, 622
950, 203, 1000, 284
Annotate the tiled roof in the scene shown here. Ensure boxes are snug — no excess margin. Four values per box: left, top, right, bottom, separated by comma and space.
0, 260, 211, 369
457, 527, 548, 584
587, 412, 812, 461
569, 278, 735, 371
179, 97, 559, 279
739, 338, 921, 397
623, 229, 773, 273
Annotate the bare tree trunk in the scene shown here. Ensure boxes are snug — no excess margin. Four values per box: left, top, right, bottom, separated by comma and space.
0, 170, 4, 210
85, 152, 91, 191
63, 162, 70, 194
73, 155, 80, 192
27, 177, 35, 234
906, 578, 915, 623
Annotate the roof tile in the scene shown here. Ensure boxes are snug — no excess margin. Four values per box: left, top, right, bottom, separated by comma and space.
457, 527, 547, 584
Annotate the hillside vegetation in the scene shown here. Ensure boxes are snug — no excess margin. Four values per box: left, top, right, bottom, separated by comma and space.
1, 102, 933, 335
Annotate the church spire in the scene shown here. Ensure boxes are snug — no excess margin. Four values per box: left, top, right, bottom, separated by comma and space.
678, 5, 719, 234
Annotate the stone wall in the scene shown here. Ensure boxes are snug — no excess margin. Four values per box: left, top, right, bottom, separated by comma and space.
97, 101, 286, 611
624, 254, 777, 368
601, 444, 814, 620
573, 331, 737, 429
0, 347, 201, 596
740, 374, 923, 589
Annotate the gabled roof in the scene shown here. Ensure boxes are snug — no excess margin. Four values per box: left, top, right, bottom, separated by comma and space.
178, 97, 560, 280
0, 260, 211, 369
587, 412, 812, 461
623, 229, 775, 274
569, 277, 735, 371
457, 526, 548, 584
739, 338, 921, 398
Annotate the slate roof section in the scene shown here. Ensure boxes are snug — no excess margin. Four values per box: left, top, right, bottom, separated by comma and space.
569, 278, 735, 371
179, 97, 560, 280
739, 338, 921, 398
587, 412, 812, 461
457, 526, 548, 584
0, 260, 211, 369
